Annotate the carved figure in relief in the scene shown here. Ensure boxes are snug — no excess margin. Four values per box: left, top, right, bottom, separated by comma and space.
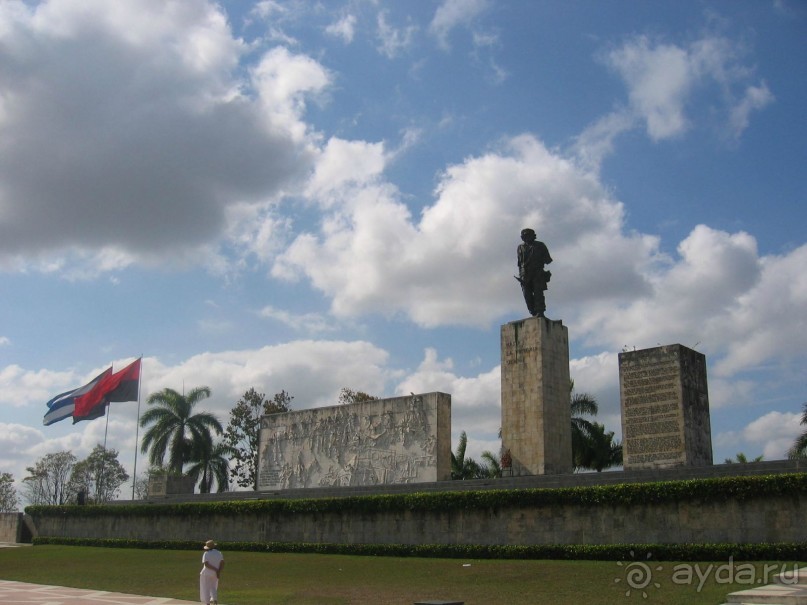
320, 465, 337, 486
260, 397, 440, 490
295, 451, 305, 480
424, 434, 436, 462
280, 463, 292, 489
304, 457, 321, 487
338, 462, 355, 486
516, 227, 552, 318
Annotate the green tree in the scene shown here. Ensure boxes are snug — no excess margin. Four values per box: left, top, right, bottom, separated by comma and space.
139, 386, 222, 474
132, 472, 150, 500
68, 445, 130, 503
570, 381, 599, 471
576, 422, 623, 472
569, 381, 623, 472
724, 452, 764, 464
0, 472, 18, 512
451, 431, 483, 479
186, 438, 236, 494
788, 402, 807, 459
480, 450, 502, 478
22, 451, 77, 505
338, 387, 378, 405
224, 388, 293, 490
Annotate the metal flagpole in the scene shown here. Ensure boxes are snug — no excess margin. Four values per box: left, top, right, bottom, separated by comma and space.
103, 404, 110, 450
131, 356, 144, 500
99, 401, 110, 502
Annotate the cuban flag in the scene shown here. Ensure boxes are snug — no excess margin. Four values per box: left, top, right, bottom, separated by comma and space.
43, 368, 112, 426
73, 358, 141, 423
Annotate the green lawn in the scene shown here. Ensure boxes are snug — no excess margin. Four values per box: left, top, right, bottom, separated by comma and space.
0, 545, 801, 605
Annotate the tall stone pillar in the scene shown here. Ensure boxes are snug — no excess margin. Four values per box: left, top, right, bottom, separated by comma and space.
501, 317, 572, 475
619, 344, 712, 470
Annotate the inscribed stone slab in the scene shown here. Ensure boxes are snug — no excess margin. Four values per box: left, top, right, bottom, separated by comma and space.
619, 344, 712, 470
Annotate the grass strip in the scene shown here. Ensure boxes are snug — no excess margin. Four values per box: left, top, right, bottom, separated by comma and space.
2, 545, 804, 605
31, 536, 807, 562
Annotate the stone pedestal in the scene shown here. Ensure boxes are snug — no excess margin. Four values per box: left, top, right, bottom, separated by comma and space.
146, 473, 195, 497
619, 344, 712, 470
501, 317, 572, 475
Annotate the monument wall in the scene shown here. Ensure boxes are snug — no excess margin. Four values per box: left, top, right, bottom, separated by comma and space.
500, 317, 572, 475
619, 344, 712, 470
257, 392, 451, 490
31, 496, 807, 546
0, 513, 22, 543
28, 464, 807, 547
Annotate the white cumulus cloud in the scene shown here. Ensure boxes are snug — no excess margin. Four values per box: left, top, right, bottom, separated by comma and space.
430, 0, 491, 49
325, 14, 357, 44
601, 32, 773, 144
0, 0, 327, 273
275, 133, 658, 327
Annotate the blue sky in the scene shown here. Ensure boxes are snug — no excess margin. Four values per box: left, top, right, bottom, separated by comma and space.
1, 0, 805, 500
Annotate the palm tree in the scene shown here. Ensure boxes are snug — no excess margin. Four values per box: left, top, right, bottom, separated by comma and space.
139, 386, 223, 474
724, 452, 764, 464
788, 402, 807, 459
480, 450, 502, 478
186, 438, 235, 494
577, 422, 623, 472
451, 431, 483, 479
571, 381, 598, 471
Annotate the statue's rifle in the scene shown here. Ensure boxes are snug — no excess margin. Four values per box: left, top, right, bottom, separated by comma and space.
514, 271, 551, 285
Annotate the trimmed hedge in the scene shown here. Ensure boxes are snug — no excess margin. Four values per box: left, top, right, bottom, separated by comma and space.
25, 472, 807, 519
31, 536, 807, 562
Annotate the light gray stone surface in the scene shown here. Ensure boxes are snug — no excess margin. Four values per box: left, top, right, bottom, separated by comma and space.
146, 474, 195, 497
0, 513, 21, 543
501, 317, 571, 475
257, 392, 451, 490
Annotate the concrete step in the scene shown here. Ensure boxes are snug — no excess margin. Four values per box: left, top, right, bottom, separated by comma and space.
776, 567, 807, 585
724, 583, 807, 604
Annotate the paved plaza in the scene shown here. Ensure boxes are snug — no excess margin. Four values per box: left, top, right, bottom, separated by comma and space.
0, 579, 200, 605
0, 542, 200, 604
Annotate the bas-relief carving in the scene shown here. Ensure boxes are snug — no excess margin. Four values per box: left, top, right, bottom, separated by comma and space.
258, 393, 447, 491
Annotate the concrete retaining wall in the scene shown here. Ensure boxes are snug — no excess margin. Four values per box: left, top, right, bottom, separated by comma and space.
0, 513, 25, 543
27, 495, 807, 546
27, 462, 807, 547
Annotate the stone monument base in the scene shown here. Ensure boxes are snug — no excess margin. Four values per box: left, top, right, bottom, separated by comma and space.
147, 473, 195, 497
501, 316, 572, 475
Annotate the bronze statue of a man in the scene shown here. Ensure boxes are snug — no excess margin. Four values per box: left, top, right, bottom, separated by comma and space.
517, 228, 552, 318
